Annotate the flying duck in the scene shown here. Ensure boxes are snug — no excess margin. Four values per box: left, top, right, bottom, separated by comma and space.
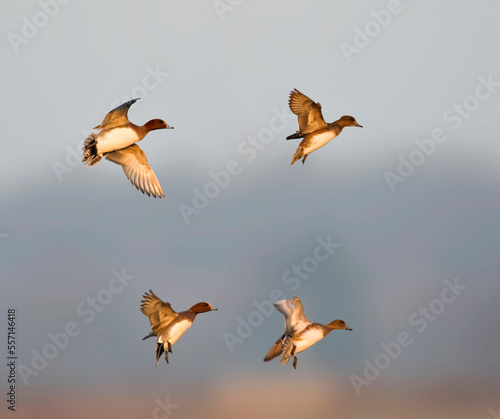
264, 297, 352, 369
82, 98, 173, 198
286, 89, 362, 165
140, 290, 217, 366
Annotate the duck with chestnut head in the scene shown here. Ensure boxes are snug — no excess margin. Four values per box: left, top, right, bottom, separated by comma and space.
82, 98, 173, 198
140, 290, 217, 366
286, 89, 362, 165
264, 297, 352, 369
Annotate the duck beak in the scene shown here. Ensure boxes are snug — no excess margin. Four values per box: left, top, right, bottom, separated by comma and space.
346, 327, 353, 331
210, 308, 218, 311
166, 125, 174, 129
355, 123, 363, 128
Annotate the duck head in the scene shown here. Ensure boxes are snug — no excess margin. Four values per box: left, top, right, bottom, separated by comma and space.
327, 319, 352, 331
190, 302, 218, 314
144, 119, 174, 132
338, 115, 362, 128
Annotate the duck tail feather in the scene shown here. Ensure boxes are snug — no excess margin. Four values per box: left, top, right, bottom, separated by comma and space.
263, 334, 285, 362
290, 147, 304, 166
82, 133, 101, 167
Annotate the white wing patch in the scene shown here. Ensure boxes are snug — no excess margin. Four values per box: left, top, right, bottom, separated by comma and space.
164, 320, 192, 346
97, 127, 139, 154
293, 327, 325, 354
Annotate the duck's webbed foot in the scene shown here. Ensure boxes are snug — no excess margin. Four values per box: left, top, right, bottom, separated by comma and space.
167, 341, 173, 353
291, 344, 298, 369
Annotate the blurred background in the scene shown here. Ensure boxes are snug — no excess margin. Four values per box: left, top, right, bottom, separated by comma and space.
1, 0, 499, 418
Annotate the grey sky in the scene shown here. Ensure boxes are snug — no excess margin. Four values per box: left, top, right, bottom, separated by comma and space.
1, 1, 500, 418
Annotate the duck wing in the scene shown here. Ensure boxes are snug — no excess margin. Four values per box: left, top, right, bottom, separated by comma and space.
105, 144, 165, 198
263, 333, 285, 362
273, 299, 295, 335
288, 89, 327, 135
289, 297, 311, 332
140, 290, 178, 334
94, 98, 140, 131
274, 297, 310, 335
